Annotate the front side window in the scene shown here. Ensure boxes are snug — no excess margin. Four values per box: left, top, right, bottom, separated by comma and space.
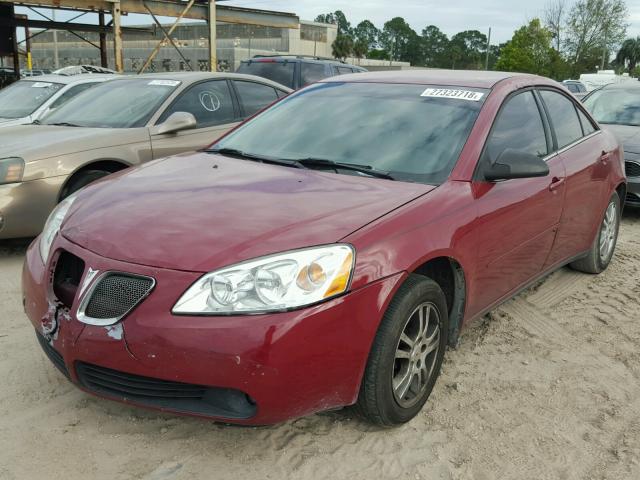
212, 82, 486, 185
0, 80, 63, 118
540, 90, 583, 148
583, 87, 640, 126
234, 81, 278, 117
158, 80, 235, 128
300, 63, 327, 86
42, 79, 179, 128
485, 91, 548, 163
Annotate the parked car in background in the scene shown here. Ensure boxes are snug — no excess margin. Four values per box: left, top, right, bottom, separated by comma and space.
236, 55, 367, 90
0, 72, 291, 239
579, 70, 636, 92
53, 65, 117, 76
583, 82, 640, 206
0, 67, 17, 89
0, 74, 114, 129
21, 69, 52, 78
23, 70, 624, 426
562, 79, 588, 99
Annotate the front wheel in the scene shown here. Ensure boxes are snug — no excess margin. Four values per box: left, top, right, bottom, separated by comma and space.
355, 274, 448, 426
570, 192, 621, 274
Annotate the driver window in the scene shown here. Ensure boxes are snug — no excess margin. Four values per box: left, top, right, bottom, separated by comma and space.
484, 91, 548, 164
158, 80, 235, 128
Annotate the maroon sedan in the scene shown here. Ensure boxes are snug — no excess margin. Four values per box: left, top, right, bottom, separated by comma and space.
23, 70, 625, 426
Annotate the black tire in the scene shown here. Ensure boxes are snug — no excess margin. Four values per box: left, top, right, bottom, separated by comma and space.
570, 192, 621, 274
60, 170, 112, 200
355, 274, 449, 426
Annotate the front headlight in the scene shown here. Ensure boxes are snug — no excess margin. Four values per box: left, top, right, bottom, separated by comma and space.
173, 244, 355, 315
39, 194, 77, 263
0, 157, 25, 185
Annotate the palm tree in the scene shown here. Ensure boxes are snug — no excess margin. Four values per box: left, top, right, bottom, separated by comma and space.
332, 35, 354, 61
616, 37, 640, 73
353, 39, 368, 64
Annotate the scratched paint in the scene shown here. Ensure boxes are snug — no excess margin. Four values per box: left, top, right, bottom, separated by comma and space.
105, 324, 123, 340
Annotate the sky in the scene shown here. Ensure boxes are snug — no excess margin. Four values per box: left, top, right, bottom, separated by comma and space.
15, 0, 640, 45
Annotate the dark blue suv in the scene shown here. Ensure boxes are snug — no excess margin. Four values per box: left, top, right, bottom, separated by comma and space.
236, 55, 367, 90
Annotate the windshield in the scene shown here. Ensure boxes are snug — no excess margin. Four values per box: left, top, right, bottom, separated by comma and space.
583, 88, 640, 126
236, 61, 295, 89
0, 80, 63, 118
212, 82, 486, 184
41, 78, 179, 128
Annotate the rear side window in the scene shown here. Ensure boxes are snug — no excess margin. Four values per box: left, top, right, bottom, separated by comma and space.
485, 91, 548, 162
540, 90, 583, 149
337, 66, 355, 75
236, 61, 295, 89
158, 80, 235, 128
49, 82, 99, 109
300, 63, 327, 87
577, 108, 596, 135
566, 83, 579, 93
234, 80, 278, 117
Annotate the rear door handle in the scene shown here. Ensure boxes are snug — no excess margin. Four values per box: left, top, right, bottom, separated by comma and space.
549, 177, 565, 192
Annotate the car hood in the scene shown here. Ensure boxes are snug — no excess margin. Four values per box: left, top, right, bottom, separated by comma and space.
62, 152, 435, 272
0, 125, 147, 161
602, 124, 640, 154
0, 117, 29, 128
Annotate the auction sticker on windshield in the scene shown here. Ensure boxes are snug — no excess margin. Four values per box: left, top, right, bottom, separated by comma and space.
148, 80, 181, 87
32, 82, 53, 88
421, 88, 484, 101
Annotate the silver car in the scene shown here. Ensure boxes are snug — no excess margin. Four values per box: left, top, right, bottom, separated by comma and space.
0, 72, 291, 239
0, 74, 114, 128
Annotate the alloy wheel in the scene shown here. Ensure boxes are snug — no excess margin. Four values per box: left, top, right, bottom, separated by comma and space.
599, 201, 617, 263
392, 301, 441, 408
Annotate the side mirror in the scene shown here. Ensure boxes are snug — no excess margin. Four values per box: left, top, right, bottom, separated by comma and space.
151, 112, 197, 135
484, 149, 550, 181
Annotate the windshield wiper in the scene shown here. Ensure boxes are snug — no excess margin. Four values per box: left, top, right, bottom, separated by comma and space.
208, 147, 305, 169
48, 122, 82, 127
293, 158, 396, 180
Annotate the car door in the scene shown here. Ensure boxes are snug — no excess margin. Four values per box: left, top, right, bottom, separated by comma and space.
150, 79, 240, 158
537, 88, 608, 267
232, 80, 281, 119
469, 89, 567, 313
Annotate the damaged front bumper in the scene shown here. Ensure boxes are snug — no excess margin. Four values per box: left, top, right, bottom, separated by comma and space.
22, 234, 403, 425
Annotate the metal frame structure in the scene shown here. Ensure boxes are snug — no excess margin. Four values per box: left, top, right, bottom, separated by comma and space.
0, 0, 299, 75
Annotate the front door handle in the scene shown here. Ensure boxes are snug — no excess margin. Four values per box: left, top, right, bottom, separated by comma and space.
599, 150, 612, 164
549, 177, 565, 192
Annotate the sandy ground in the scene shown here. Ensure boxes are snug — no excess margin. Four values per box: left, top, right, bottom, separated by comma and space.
1, 212, 639, 480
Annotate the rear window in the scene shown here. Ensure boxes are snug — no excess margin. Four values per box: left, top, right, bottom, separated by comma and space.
236, 61, 295, 89
213, 82, 487, 185
0, 80, 63, 118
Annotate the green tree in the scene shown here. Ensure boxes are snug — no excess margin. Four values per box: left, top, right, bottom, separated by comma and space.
450, 30, 488, 69
421, 25, 449, 67
616, 37, 640, 72
381, 17, 421, 64
565, 0, 628, 68
353, 38, 369, 61
353, 20, 380, 50
332, 34, 354, 60
315, 10, 351, 36
495, 19, 558, 77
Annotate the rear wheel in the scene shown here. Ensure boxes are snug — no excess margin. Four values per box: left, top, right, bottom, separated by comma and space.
355, 274, 448, 426
570, 192, 621, 274
60, 169, 112, 200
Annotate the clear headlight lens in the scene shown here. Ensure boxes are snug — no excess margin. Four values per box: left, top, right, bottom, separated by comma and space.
173, 244, 355, 315
0, 157, 25, 185
39, 194, 77, 263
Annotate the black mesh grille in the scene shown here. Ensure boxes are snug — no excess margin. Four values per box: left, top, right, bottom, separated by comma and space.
36, 332, 70, 379
76, 362, 257, 419
84, 273, 153, 319
625, 161, 640, 177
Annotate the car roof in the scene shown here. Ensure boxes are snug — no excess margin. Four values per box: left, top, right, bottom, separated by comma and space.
112, 71, 293, 91
600, 81, 640, 90
243, 56, 365, 69
322, 69, 544, 88
19, 73, 116, 84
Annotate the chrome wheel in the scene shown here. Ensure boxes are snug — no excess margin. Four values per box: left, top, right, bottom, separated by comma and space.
392, 302, 441, 408
599, 202, 617, 262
